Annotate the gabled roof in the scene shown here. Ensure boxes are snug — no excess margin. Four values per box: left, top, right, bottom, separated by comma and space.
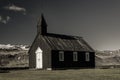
40, 33, 94, 52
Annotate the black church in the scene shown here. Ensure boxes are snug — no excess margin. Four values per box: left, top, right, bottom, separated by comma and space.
28, 14, 95, 70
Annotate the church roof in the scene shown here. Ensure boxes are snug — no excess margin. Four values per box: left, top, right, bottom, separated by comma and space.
39, 33, 94, 52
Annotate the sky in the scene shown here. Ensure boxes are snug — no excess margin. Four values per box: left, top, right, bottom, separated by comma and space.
0, 0, 120, 50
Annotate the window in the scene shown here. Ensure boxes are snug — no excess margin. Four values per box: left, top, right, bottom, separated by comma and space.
73, 52, 78, 61
86, 52, 90, 61
59, 51, 64, 61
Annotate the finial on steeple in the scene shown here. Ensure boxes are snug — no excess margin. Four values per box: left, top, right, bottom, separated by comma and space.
37, 14, 47, 35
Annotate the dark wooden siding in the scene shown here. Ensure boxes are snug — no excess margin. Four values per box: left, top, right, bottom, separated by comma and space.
29, 35, 38, 68
51, 50, 95, 69
29, 34, 51, 69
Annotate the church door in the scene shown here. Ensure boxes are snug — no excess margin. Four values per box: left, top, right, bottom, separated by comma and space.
35, 47, 43, 69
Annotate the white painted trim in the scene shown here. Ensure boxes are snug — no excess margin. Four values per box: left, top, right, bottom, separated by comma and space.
35, 47, 43, 53
59, 51, 64, 61
35, 47, 43, 69
86, 52, 90, 61
73, 52, 78, 61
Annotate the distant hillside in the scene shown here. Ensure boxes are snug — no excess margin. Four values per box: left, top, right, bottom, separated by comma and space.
95, 50, 120, 68
0, 44, 29, 68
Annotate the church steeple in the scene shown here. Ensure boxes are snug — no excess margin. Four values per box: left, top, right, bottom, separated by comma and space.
37, 14, 47, 35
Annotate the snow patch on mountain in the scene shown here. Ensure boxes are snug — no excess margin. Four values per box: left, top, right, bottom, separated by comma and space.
0, 44, 30, 50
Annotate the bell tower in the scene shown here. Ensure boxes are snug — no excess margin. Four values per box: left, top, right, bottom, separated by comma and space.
37, 14, 47, 35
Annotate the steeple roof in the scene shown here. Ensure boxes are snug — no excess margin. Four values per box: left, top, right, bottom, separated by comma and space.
37, 14, 47, 27
37, 14, 47, 35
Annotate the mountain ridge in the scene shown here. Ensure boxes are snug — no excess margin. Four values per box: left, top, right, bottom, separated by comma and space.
0, 44, 30, 50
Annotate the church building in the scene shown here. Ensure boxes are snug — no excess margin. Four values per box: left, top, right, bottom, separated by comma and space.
28, 14, 95, 70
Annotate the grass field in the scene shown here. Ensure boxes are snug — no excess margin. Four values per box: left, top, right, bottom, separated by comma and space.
0, 69, 120, 80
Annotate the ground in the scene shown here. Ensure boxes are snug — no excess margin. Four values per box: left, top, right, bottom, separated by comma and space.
0, 69, 120, 80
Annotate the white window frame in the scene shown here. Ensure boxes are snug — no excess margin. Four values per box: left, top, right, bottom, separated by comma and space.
86, 52, 90, 61
59, 51, 64, 61
73, 52, 78, 61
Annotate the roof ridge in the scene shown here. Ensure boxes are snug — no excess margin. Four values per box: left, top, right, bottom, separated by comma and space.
42, 33, 83, 39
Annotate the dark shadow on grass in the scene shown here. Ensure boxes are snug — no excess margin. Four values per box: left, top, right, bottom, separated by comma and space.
0, 67, 29, 72
0, 70, 10, 73
52, 67, 95, 70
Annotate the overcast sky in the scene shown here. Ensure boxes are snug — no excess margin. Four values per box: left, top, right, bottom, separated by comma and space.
1, 0, 120, 50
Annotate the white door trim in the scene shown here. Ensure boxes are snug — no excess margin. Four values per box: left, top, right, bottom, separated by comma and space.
35, 47, 43, 69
